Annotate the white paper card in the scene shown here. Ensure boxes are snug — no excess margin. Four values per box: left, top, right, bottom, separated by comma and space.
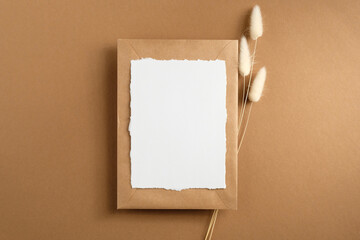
130, 58, 227, 190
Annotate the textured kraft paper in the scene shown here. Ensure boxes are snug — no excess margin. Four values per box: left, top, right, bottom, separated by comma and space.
2, 1, 360, 239
117, 39, 238, 209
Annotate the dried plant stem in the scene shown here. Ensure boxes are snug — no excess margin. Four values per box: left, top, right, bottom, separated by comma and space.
237, 38, 257, 148
237, 102, 253, 153
238, 75, 246, 130
208, 209, 218, 240
205, 209, 219, 240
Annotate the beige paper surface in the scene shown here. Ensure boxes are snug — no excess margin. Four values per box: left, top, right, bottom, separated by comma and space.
117, 39, 238, 209
2, 1, 360, 239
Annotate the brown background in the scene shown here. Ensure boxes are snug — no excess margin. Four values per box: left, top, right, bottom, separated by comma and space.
1, 0, 359, 239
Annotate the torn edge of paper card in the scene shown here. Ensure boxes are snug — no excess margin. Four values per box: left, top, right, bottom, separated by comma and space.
129, 58, 227, 191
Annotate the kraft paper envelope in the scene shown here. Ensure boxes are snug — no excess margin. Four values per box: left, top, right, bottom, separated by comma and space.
117, 39, 238, 209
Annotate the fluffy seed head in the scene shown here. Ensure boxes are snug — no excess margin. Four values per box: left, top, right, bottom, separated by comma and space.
239, 36, 251, 76
250, 5, 263, 40
249, 67, 267, 102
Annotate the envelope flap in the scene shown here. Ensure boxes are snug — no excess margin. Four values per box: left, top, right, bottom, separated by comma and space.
125, 39, 233, 60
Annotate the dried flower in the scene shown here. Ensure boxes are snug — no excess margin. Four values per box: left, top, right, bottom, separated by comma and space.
239, 36, 251, 76
250, 5, 263, 40
249, 67, 266, 102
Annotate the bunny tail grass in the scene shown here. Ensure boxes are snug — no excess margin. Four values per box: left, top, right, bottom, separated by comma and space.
238, 67, 267, 152
239, 5, 263, 137
249, 67, 267, 102
239, 36, 251, 76
237, 38, 257, 137
250, 5, 263, 40
238, 36, 250, 129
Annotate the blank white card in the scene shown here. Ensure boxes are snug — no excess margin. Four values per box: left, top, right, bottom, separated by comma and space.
130, 58, 227, 190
